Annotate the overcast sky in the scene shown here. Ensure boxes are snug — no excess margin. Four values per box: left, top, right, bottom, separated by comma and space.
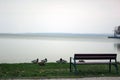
0, 0, 120, 34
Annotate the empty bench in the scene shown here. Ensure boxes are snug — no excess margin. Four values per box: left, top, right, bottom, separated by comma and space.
70, 53, 119, 73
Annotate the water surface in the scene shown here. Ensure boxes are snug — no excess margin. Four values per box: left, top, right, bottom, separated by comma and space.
0, 34, 120, 63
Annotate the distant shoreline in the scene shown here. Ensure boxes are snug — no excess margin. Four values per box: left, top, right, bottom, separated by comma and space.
108, 36, 120, 39
0, 33, 112, 37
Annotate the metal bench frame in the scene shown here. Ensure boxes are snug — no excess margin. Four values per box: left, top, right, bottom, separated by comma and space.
70, 53, 119, 73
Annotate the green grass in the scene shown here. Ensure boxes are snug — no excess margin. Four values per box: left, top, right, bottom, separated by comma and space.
0, 63, 120, 78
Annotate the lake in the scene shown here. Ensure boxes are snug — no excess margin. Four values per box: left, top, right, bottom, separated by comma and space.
0, 34, 120, 63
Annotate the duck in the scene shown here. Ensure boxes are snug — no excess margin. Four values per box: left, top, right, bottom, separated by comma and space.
31, 58, 39, 64
56, 58, 67, 63
38, 58, 47, 66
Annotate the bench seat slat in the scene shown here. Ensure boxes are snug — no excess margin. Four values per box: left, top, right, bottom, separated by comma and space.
75, 62, 115, 65
75, 54, 117, 59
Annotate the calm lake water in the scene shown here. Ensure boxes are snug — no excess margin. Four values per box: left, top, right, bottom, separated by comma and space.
0, 34, 120, 63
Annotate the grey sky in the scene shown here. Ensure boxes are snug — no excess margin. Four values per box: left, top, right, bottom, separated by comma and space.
0, 0, 120, 34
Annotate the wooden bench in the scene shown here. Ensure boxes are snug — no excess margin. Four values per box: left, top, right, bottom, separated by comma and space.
70, 53, 119, 73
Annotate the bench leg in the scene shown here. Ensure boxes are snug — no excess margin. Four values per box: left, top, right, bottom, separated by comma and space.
109, 59, 111, 72
70, 57, 72, 72
73, 63, 78, 74
70, 63, 72, 72
115, 59, 119, 73
109, 63, 111, 72
73, 59, 78, 74
115, 63, 119, 73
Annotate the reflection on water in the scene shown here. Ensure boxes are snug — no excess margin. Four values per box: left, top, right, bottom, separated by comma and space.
114, 43, 120, 62
114, 43, 120, 52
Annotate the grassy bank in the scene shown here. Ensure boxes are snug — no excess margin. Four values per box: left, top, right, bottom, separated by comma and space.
0, 63, 120, 78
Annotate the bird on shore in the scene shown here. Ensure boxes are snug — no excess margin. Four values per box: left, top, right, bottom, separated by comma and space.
31, 58, 39, 64
41, 58, 47, 63
38, 58, 47, 66
56, 58, 67, 63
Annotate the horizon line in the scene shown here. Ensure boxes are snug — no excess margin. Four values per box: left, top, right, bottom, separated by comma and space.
0, 32, 113, 36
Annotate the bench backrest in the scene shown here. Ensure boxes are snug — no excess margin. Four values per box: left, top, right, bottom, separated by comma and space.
74, 54, 117, 60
